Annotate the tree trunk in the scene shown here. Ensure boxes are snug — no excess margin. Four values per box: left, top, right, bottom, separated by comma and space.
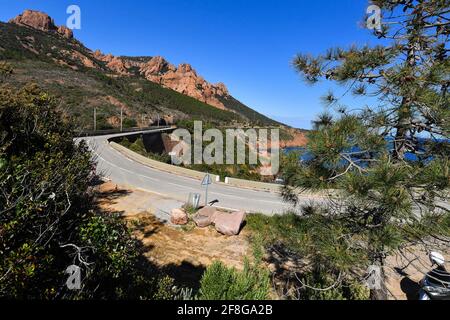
393, 23, 420, 161
370, 280, 388, 300
393, 96, 412, 160
369, 258, 388, 300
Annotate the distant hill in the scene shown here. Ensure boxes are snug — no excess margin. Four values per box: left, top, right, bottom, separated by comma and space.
0, 10, 284, 131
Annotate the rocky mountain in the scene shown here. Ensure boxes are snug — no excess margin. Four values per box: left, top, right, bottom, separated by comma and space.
95, 52, 230, 111
0, 10, 307, 145
9, 9, 73, 39
9, 9, 231, 111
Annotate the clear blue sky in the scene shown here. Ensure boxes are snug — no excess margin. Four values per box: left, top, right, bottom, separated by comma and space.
0, 0, 377, 129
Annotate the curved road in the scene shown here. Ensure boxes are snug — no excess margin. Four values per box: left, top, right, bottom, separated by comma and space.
78, 129, 317, 214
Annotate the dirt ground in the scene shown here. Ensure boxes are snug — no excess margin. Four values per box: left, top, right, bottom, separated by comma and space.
385, 244, 450, 300
97, 182, 250, 287
97, 181, 448, 299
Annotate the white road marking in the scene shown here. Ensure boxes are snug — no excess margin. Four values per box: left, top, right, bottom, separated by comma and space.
78, 130, 312, 214
92, 148, 160, 183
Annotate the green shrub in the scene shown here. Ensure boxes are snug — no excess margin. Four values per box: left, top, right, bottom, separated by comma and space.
198, 259, 270, 300
0, 82, 174, 299
117, 137, 171, 164
0, 61, 13, 82
247, 213, 371, 300
299, 265, 369, 300
148, 151, 171, 164
120, 137, 132, 148
122, 118, 137, 128
129, 138, 147, 154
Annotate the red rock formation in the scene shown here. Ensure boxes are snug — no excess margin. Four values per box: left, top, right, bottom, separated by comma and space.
9, 10, 57, 32
10, 10, 73, 39
57, 26, 73, 39
93, 51, 114, 63
106, 57, 130, 75
139, 59, 229, 110
279, 129, 308, 148
10, 11, 231, 111
141, 56, 175, 76
94, 54, 231, 110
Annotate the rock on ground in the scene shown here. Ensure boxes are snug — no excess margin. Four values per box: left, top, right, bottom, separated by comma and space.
170, 208, 188, 225
213, 211, 246, 236
193, 206, 217, 228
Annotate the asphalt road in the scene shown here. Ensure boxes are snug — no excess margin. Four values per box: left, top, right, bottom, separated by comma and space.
77, 129, 319, 214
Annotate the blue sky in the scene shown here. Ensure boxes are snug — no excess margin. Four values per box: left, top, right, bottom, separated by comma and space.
0, 0, 377, 129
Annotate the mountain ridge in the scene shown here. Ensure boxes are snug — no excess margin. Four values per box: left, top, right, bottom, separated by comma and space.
5, 10, 277, 122
0, 10, 307, 146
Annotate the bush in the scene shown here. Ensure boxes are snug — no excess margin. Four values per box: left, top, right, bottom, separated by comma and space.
0, 82, 173, 299
198, 260, 270, 300
0, 61, 13, 82
298, 265, 369, 300
122, 118, 137, 129
246, 213, 371, 300
118, 137, 171, 164
129, 137, 146, 154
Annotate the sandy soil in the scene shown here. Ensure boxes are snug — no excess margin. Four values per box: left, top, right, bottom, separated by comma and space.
97, 182, 250, 287
131, 214, 249, 270
385, 245, 450, 300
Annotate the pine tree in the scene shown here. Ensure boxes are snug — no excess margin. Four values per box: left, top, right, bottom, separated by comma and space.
285, 0, 449, 299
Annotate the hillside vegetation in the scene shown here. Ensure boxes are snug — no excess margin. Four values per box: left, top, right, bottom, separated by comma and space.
0, 21, 281, 131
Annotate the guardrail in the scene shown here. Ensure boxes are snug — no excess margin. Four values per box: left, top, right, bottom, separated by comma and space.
109, 140, 287, 194
222, 177, 332, 196
75, 126, 173, 138
109, 141, 220, 182
224, 177, 281, 193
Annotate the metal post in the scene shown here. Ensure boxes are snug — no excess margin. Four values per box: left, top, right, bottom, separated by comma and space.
205, 182, 208, 207
120, 107, 123, 132
93, 108, 96, 132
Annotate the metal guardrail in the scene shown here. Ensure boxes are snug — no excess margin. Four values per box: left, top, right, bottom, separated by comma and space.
224, 176, 281, 193
75, 126, 173, 137
110, 141, 285, 193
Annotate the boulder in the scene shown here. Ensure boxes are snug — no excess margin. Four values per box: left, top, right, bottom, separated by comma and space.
9, 10, 57, 32
213, 211, 246, 236
170, 208, 188, 225
141, 56, 173, 75
10, 10, 74, 40
193, 206, 217, 228
57, 26, 73, 39
106, 57, 130, 75
193, 214, 212, 228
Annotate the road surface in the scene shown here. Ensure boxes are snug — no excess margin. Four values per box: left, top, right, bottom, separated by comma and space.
77, 129, 319, 214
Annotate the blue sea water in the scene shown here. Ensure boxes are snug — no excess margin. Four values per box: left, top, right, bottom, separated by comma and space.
284, 137, 448, 163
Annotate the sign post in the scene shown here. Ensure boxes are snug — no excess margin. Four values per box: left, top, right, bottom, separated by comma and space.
201, 173, 212, 206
